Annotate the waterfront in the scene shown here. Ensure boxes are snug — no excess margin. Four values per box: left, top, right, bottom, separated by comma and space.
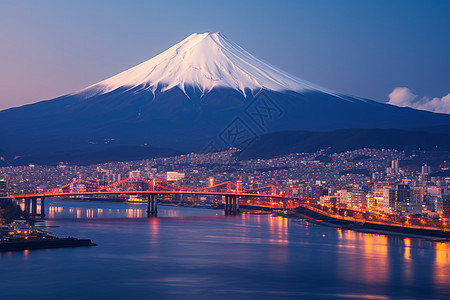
1, 200, 450, 299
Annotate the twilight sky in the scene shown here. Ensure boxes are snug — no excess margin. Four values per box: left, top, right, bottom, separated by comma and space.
0, 0, 449, 111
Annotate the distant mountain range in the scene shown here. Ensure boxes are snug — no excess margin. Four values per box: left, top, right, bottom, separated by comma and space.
238, 128, 450, 160
0, 146, 181, 166
1, 32, 449, 165
1, 128, 449, 166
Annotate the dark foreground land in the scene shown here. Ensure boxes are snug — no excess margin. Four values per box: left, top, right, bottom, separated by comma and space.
294, 206, 450, 241
0, 237, 97, 252
1, 200, 96, 252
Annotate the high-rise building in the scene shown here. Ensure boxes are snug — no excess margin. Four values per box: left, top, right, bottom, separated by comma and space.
391, 159, 399, 173
0, 179, 7, 196
412, 187, 424, 203
422, 164, 432, 175
383, 184, 415, 213
313, 185, 328, 203
443, 197, 450, 218
421, 164, 432, 181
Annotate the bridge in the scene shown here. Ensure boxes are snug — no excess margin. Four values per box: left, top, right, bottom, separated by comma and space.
0, 177, 308, 217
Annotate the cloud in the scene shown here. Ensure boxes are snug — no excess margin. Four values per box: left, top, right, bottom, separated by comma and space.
387, 87, 450, 114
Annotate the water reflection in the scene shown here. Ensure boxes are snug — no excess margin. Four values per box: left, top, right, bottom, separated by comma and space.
43, 200, 227, 219
148, 217, 160, 244
86, 209, 94, 219
47, 206, 63, 218
403, 238, 411, 260
435, 242, 450, 286
267, 215, 289, 268
46, 202, 148, 219
163, 208, 183, 218
335, 228, 450, 294
267, 215, 289, 245
32, 200, 450, 297
337, 230, 389, 285
126, 208, 143, 218
403, 238, 413, 284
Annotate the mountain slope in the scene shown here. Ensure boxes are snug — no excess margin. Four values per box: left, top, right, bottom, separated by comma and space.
75, 32, 338, 98
239, 128, 450, 159
0, 32, 449, 164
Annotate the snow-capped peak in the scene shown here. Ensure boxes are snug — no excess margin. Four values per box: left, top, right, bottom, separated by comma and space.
76, 32, 333, 98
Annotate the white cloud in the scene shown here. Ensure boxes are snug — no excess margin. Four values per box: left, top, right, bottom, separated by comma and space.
387, 87, 450, 114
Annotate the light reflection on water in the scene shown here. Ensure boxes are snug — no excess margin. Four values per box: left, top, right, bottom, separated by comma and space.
435, 242, 450, 286
45, 200, 223, 219
2, 199, 449, 300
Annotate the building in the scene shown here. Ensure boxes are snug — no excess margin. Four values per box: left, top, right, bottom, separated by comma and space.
382, 184, 415, 213
338, 189, 366, 209
411, 187, 424, 203
166, 172, 185, 181
421, 164, 432, 181
443, 197, 450, 218
391, 159, 399, 174
0, 179, 7, 196
422, 164, 432, 175
313, 185, 328, 203
319, 195, 338, 207
386, 167, 394, 176
129, 170, 141, 180
70, 182, 86, 193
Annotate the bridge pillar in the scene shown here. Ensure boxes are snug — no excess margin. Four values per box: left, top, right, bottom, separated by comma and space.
24, 198, 31, 215
31, 197, 37, 215
147, 194, 157, 217
233, 196, 239, 214
224, 195, 230, 214
283, 199, 287, 210
39, 197, 46, 217
224, 196, 239, 215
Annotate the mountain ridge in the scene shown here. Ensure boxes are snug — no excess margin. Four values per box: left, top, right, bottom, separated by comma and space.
238, 128, 450, 160
0, 32, 449, 162
72, 32, 348, 99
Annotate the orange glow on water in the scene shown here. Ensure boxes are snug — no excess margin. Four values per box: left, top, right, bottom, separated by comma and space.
337, 231, 389, 285
86, 209, 94, 218
435, 242, 450, 286
402, 238, 413, 283
403, 238, 411, 260
267, 215, 289, 245
48, 205, 63, 218
126, 208, 143, 218
148, 217, 160, 245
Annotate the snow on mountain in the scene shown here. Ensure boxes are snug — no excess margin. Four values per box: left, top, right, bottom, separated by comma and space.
75, 32, 336, 98
2, 32, 450, 163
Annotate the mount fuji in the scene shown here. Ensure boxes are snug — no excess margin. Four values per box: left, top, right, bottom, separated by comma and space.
1, 32, 450, 164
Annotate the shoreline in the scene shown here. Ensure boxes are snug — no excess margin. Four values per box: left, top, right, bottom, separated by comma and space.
290, 206, 450, 242
0, 237, 97, 252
